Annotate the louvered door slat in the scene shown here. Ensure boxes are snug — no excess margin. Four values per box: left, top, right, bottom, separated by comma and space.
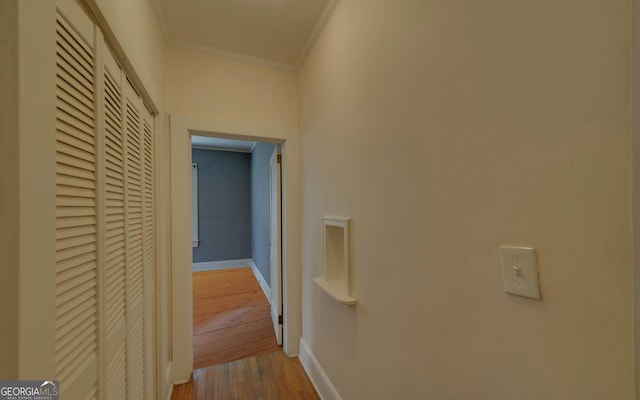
57, 84, 95, 119
56, 251, 96, 274
58, 131, 96, 155
57, 152, 96, 172
55, 18, 93, 70
56, 63, 95, 103
56, 78, 95, 122
56, 215, 96, 228
57, 140, 95, 163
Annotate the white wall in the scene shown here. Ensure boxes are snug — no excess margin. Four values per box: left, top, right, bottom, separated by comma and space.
166, 47, 297, 131
298, 1, 634, 399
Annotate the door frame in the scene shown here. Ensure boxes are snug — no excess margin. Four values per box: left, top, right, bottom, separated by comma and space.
169, 115, 301, 383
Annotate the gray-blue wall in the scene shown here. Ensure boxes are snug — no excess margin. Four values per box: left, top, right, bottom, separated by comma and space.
251, 143, 275, 285
192, 149, 252, 263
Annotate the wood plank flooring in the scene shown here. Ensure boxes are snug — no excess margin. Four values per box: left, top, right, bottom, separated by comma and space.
171, 351, 320, 400
193, 268, 280, 369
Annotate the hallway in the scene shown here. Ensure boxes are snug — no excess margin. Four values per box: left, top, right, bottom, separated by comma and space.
4, 1, 638, 399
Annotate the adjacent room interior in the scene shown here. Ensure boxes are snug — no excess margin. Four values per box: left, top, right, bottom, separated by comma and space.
190, 136, 283, 369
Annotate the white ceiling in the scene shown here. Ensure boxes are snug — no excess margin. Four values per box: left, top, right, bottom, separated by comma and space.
152, 0, 336, 67
191, 135, 256, 153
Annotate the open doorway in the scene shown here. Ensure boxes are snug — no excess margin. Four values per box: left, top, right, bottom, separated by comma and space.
169, 115, 301, 383
190, 136, 282, 369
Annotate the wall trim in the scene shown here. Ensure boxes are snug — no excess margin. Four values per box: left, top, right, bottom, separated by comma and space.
299, 338, 343, 400
168, 40, 295, 71
250, 259, 271, 300
192, 258, 253, 272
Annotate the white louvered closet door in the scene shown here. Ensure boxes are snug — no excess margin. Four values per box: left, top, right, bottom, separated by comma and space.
54, 10, 99, 400
54, 1, 157, 398
102, 45, 127, 400
124, 80, 146, 400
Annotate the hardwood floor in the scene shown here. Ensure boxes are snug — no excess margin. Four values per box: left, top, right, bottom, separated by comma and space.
171, 350, 320, 400
193, 268, 280, 369
179, 269, 319, 399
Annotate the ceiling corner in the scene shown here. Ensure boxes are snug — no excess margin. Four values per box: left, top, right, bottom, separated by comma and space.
148, 0, 169, 41
295, 0, 341, 69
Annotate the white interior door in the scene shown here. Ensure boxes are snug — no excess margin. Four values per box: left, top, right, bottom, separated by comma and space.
269, 147, 283, 345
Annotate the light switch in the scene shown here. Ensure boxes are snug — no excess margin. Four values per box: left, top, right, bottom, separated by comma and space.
500, 246, 540, 300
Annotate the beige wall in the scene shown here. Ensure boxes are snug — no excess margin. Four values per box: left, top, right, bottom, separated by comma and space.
166, 47, 297, 131
298, 1, 634, 399
0, 0, 19, 380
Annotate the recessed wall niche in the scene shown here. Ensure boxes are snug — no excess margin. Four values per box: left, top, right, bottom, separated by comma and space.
313, 217, 356, 306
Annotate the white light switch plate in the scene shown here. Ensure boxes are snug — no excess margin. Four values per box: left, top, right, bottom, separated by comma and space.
500, 246, 540, 300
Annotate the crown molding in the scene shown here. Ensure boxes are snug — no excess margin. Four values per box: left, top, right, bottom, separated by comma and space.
168, 40, 296, 71
148, 0, 168, 41
149, 0, 339, 71
295, 0, 340, 70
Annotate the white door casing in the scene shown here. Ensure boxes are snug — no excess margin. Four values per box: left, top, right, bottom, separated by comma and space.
169, 116, 302, 383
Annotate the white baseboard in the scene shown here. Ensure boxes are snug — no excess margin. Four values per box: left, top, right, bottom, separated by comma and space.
192, 258, 253, 272
165, 360, 173, 400
250, 259, 271, 300
299, 338, 342, 400
165, 360, 173, 385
